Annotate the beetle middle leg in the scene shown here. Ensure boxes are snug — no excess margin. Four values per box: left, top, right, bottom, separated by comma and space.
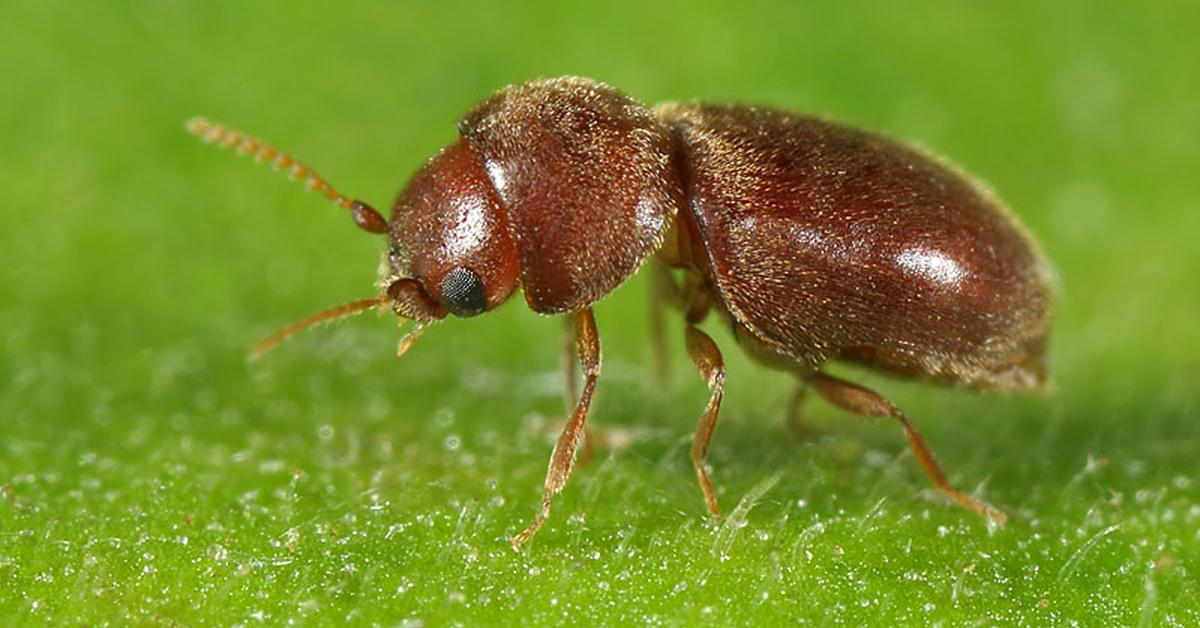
513, 308, 601, 547
649, 260, 687, 382
809, 372, 1007, 524
685, 325, 726, 519
661, 270, 726, 518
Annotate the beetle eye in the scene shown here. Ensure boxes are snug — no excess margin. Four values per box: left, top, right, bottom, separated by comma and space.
440, 267, 487, 317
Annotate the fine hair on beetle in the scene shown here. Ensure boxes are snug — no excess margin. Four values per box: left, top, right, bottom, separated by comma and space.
186, 76, 1054, 547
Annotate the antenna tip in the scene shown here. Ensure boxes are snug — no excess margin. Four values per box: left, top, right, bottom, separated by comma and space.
185, 116, 212, 136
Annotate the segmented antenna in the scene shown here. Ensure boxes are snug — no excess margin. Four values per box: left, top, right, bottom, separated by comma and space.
249, 296, 389, 360
185, 117, 388, 234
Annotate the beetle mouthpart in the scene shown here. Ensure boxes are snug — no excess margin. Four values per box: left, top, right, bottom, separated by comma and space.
184, 116, 388, 234
248, 295, 389, 360
396, 322, 429, 357
386, 278, 450, 322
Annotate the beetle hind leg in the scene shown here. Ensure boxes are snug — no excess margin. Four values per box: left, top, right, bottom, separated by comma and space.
810, 372, 1007, 525
685, 325, 726, 519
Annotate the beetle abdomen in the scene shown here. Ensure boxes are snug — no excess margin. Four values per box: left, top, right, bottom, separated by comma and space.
659, 103, 1054, 391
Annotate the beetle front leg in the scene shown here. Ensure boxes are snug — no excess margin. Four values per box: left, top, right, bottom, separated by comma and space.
512, 308, 601, 547
685, 325, 726, 519
561, 317, 594, 468
810, 372, 1007, 525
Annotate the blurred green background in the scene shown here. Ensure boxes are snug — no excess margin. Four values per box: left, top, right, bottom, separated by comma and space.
2, 1, 1198, 624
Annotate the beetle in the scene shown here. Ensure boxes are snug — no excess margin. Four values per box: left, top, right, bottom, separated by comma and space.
186, 76, 1053, 547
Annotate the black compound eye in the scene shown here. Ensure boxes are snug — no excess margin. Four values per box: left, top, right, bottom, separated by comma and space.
440, 267, 487, 317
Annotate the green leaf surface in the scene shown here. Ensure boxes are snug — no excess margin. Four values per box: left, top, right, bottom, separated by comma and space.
3, 1, 1198, 624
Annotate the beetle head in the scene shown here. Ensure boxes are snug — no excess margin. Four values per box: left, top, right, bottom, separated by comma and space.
382, 137, 520, 321
186, 117, 521, 358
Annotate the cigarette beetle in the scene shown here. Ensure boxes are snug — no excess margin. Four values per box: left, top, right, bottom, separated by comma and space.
187, 76, 1053, 547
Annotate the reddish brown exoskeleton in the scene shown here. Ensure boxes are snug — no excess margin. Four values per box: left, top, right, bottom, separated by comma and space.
187, 76, 1053, 547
